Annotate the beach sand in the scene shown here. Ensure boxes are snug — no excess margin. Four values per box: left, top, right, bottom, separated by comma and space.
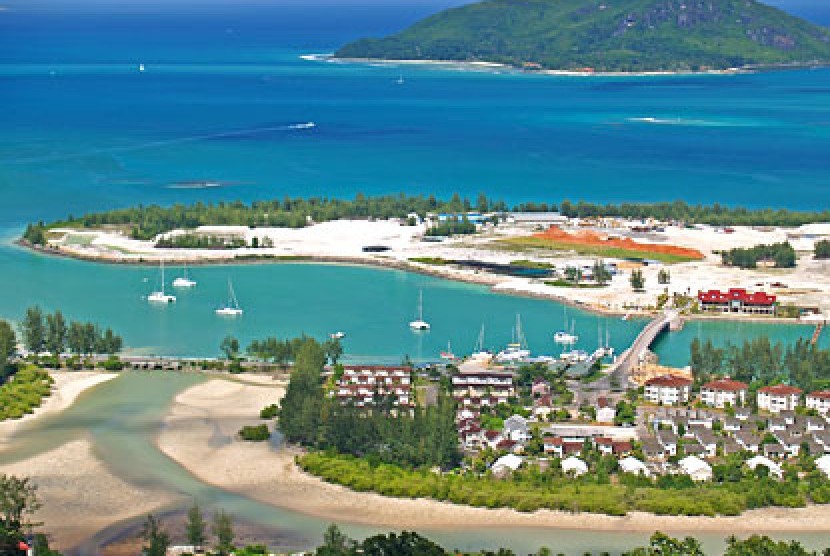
0, 371, 117, 451
158, 378, 830, 534
0, 439, 176, 550
0, 371, 174, 550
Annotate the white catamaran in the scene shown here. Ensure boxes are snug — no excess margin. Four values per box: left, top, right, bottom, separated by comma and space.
215, 279, 243, 316
147, 260, 176, 304
408, 290, 430, 330
172, 262, 196, 288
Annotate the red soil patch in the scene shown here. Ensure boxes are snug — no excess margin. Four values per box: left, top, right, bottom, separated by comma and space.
533, 226, 704, 260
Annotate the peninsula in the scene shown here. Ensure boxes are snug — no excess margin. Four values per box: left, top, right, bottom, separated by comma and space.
19, 196, 830, 321
335, 0, 830, 73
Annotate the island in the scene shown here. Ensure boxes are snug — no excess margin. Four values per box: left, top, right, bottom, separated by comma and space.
334, 0, 830, 73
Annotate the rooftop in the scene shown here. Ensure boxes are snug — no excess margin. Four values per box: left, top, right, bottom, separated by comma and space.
702, 378, 749, 392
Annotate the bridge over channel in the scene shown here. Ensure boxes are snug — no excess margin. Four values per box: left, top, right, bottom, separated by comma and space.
606, 310, 682, 390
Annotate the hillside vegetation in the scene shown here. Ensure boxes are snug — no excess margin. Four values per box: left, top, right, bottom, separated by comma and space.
336, 0, 830, 72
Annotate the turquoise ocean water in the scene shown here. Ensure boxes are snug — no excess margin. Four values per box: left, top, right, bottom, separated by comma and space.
1, 0, 829, 363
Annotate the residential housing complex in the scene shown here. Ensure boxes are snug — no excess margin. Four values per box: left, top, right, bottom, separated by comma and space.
333, 365, 413, 407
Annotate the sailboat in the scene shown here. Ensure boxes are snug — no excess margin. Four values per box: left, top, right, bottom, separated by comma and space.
469, 323, 491, 362
396, 74, 405, 85
215, 279, 243, 316
496, 314, 531, 362
408, 290, 430, 330
553, 306, 578, 344
172, 262, 196, 288
147, 260, 176, 303
440, 341, 455, 360
138, 63, 145, 72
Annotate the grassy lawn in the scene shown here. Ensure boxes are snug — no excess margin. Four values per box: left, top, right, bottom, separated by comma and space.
545, 280, 605, 289
408, 257, 453, 265
497, 237, 699, 264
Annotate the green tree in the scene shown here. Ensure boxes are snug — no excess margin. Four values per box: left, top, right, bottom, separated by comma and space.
140, 514, 170, 556
593, 260, 611, 286
816, 239, 830, 259
657, 269, 671, 285
316, 524, 354, 556
67, 322, 85, 356
630, 269, 645, 291
323, 338, 344, 365
624, 532, 704, 556
220, 336, 240, 360
21, 306, 45, 355
0, 474, 41, 551
565, 266, 581, 283
185, 502, 207, 551
358, 531, 446, 556
213, 510, 235, 556
45, 311, 67, 356
0, 321, 17, 375
724, 535, 815, 556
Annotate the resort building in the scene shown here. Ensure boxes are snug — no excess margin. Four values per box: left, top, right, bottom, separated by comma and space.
697, 288, 776, 315
452, 368, 515, 410
807, 391, 830, 416
757, 384, 803, 414
334, 366, 412, 407
644, 375, 692, 406
700, 378, 748, 408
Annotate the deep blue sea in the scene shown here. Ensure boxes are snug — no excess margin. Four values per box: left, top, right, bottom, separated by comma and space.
1, 0, 829, 361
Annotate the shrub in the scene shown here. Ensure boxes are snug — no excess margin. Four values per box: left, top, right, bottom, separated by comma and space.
239, 424, 270, 441
259, 404, 279, 419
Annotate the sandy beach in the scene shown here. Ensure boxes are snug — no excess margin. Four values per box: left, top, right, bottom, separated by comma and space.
0, 371, 117, 451
0, 371, 172, 550
0, 439, 177, 550
158, 378, 830, 534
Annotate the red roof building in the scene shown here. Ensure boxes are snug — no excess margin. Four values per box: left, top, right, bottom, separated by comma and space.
807, 390, 830, 415
700, 378, 749, 408
645, 376, 692, 406
757, 384, 803, 413
697, 288, 776, 315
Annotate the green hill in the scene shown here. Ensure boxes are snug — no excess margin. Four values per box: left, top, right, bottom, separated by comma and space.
335, 0, 830, 72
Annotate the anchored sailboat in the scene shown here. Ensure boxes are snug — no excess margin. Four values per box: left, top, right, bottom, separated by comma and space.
554, 306, 578, 345
408, 290, 430, 330
440, 341, 455, 360
172, 262, 196, 288
215, 279, 243, 316
147, 260, 176, 304
496, 314, 531, 362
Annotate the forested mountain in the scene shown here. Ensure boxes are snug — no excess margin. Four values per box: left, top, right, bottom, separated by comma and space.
336, 0, 830, 72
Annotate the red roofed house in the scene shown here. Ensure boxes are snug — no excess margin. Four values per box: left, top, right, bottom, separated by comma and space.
700, 378, 749, 408
645, 375, 692, 406
697, 288, 776, 315
806, 390, 830, 416
757, 384, 803, 413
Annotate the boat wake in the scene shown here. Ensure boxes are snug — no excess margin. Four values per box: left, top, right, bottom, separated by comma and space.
626, 116, 750, 127
4, 122, 317, 165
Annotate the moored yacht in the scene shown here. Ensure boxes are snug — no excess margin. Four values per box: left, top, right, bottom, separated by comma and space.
172, 262, 196, 288
408, 290, 430, 330
215, 278, 243, 316
147, 260, 176, 304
